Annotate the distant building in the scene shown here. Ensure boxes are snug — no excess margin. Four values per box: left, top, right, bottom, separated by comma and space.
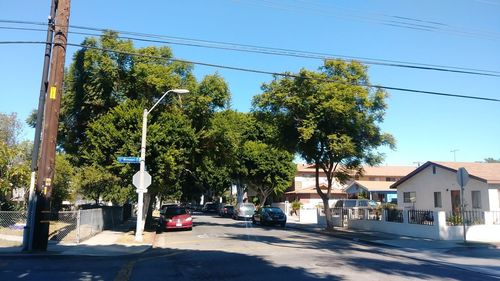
285, 164, 415, 205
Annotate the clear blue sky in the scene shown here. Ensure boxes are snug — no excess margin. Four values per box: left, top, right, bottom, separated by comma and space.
1, 0, 499, 166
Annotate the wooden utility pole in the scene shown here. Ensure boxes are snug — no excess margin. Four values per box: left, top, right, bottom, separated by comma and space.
32, 0, 71, 251
22, 0, 57, 252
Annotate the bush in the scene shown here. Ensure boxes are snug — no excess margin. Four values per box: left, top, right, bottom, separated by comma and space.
447, 215, 463, 226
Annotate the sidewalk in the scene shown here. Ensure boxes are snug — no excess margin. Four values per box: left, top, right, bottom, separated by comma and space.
286, 215, 500, 278
0, 219, 154, 256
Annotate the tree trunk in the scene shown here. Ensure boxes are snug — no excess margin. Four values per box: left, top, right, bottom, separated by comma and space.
144, 192, 156, 230
322, 196, 333, 230
236, 178, 244, 203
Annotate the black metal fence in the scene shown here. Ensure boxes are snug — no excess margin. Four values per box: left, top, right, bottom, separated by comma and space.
408, 210, 434, 226
446, 210, 485, 226
385, 209, 403, 223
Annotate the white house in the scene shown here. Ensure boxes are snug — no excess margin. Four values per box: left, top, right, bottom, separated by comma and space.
391, 161, 500, 213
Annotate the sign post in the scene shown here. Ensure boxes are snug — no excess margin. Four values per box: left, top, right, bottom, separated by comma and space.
456, 167, 469, 244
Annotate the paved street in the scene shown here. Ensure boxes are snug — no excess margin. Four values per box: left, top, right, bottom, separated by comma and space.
1, 213, 499, 280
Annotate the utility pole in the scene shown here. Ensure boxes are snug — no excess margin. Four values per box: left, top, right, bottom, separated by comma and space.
451, 149, 459, 162
23, 0, 57, 252
32, 0, 71, 251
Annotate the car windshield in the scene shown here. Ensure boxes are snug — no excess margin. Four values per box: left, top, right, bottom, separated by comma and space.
263, 207, 282, 214
344, 200, 356, 207
358, 200, 368, 207
165, 207, 187, 216
240, 204, 255, 211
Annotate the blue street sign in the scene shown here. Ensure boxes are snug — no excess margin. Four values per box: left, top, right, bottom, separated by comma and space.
117, 156, 141, 163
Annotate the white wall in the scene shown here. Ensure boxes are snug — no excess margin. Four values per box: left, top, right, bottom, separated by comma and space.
344, 210, 500, 242
488, 186, 500, 211
397, 165, 491, 212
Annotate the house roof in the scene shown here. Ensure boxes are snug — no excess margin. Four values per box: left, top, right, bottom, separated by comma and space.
296, 163, 415, 177
346, 180, 394, 192
391, 161, 500, 188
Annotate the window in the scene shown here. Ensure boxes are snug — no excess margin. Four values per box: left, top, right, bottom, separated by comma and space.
403, 192, 416, 203
471, 191, 481, 209
386, 177, 397, 182
434, 192, 442, 208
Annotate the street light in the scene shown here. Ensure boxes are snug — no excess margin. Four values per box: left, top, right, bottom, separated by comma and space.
135, 88, 189, 241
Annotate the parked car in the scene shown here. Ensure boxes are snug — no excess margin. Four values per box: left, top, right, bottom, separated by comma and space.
218, 205, 234, 217
158, 206, 193, 231
333, 199, 378, 219
232, 203, 256, 220
334, 199, 378, 209
202, 202, 218, 213
252, 207, 287, 227
160, 203, 179, 214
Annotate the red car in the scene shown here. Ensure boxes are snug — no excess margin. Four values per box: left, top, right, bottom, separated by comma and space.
159, 206, 193, 231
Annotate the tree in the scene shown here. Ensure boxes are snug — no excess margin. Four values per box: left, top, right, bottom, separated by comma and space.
484, 158, 500, 163
242, 141, 295, 206
203, 110, 253, 203
75, 164, 122, 205
0, 113, 22, 147
52, 154, 77, 211
59, 31, 196, 159
0, 113, 30, 210
253, 59, 395, 229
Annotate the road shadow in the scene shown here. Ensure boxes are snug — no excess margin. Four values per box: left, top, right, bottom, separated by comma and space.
133, 248, 342, 280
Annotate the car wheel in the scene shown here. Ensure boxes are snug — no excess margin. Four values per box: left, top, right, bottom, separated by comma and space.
280, 223, 286, 227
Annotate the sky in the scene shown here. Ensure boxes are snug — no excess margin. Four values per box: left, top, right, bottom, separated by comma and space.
1, 0, 499, 166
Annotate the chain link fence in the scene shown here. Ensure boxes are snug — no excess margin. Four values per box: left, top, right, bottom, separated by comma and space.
0, 211, 26, 242
0, 206, 128, 245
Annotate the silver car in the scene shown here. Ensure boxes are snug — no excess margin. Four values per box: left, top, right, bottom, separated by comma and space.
232, 203, 256, 220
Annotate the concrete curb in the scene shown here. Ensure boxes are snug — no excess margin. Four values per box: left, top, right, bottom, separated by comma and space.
285, 223, 500, 278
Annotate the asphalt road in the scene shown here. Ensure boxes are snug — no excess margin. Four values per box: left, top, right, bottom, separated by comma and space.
1, 213, 498, 281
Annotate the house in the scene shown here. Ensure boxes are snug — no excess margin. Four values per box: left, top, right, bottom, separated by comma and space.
287, 164, 415, 205
345, 180, 397, 203
391, 161, 500, 213
284, 183, 347, 206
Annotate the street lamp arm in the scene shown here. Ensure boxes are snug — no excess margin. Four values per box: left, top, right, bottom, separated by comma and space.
135, 88, 189, 242
148, 89, 190, 114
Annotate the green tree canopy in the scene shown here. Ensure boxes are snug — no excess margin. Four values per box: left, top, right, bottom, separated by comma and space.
59, 31, 196, 158
253, 59, 395, 229
242, 141, 295, 205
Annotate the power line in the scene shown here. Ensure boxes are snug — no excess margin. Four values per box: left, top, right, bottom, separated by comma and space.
2, 40, 499, 103
233, 0, 500, 41
1, 21, 500, 77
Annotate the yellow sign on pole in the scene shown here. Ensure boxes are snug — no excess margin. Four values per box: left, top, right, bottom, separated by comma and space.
50, 86, 57, 100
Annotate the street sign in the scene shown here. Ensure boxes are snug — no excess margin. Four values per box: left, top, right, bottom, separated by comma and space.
133, 171, 151, 191
118, 156, 141, 163
456, 167, 469, 187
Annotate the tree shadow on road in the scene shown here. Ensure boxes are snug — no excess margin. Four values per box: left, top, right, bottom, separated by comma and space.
133, 247, 342, 280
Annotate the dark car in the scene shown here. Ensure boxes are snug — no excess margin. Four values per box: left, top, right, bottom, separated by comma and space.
252, 207, 287, 227
202, 202, 218, 213
218, 205, 234, 217
158, 206, 193, 231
